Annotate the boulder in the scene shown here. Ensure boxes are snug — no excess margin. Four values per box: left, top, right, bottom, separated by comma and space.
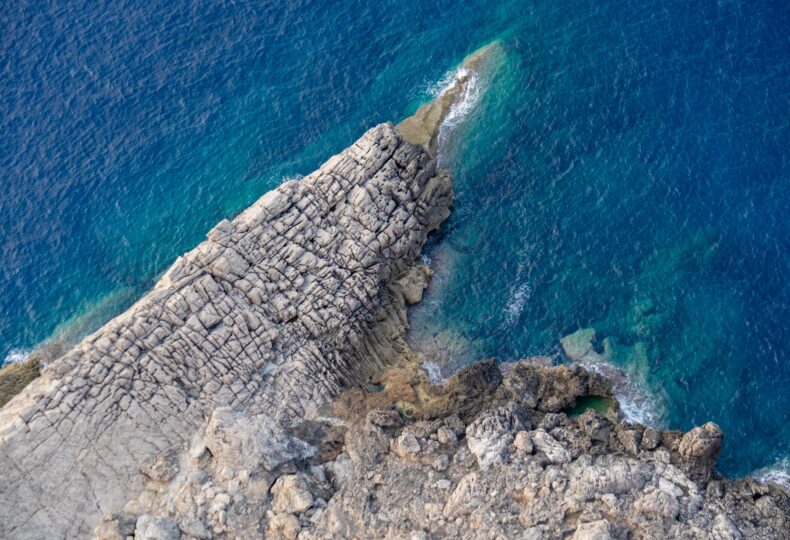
134, 515, 181, 540
271, 474, 314, 514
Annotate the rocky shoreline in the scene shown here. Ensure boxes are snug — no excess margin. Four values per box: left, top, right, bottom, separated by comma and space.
0, 44, 787, 539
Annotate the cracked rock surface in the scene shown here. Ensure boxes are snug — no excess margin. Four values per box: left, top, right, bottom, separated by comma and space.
0, 123, 451, 539
301, 361, 790, 540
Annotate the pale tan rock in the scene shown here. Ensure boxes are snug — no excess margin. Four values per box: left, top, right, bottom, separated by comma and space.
268, 512, 301, 540
271, 474, 314, 514
514, 431, 533, 453
571, 520, 612, 540
443, 473, 483, 518
679, 422, 723, 463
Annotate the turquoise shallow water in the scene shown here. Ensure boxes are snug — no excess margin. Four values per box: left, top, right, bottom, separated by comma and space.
2, 0, 789, 480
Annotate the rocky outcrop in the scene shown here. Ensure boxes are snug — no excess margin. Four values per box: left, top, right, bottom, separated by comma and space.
0, 122, 452, 539
296, 362, 789, 539
101, 358, 786, 539
1, 41, 786, 540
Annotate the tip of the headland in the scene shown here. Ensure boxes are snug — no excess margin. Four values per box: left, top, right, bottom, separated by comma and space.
396, 41, 502, 155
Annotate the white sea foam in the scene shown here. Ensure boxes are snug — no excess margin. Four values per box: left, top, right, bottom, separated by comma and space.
422, 360, 446, 384
753, 457, 790, 490
436, 68, 483, 159
3, 348, 32, 365
575, 356, 666, 427
504, 282, 531, 325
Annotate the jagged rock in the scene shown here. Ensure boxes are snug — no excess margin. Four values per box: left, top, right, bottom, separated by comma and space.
134, 514, 181, 540
465, 404, 528, 468
367, 408, 403, 429
296, 359, 788, 539
94, 512, 138, 540
712, 514, 742, 540
140, 448, 180, 482
443, 473, 483, 518
179, 518, 212, 540
393, 432, 422, 458
616, 426, 643, 456
571, 520, 612, 540
436, 426, 458, 445
679, 422, 723, 464
395, 264, 432, 304
513, 431, 533, 453
531, 429, 571, 465
271, 474, 314, 514
577, 409, 611, 442
634, 488, 680, 519
641, 427, 661, 450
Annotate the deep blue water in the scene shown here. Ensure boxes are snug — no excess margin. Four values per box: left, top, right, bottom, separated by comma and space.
2, 0, 789, 480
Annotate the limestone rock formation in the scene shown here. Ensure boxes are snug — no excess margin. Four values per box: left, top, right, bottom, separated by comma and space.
0, 122, 452, 539
299, 361, 789, 539
0, 41, 787, 540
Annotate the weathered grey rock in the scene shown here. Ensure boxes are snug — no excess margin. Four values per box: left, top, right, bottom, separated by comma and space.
531, 429, 572, 465
94, 512, 138, 540
641, 427, 661, 450
140, 448, 180, 483
367, 408, 403, 429
437, 426, 458, 446
571, 520, 612, 540
298, 359, 789, 539
203, 407, 316, 471
393, 432, 422, 458
0, 122, 452, 539
134, 514, 181, 540
616, 426, 642, 456
634, 487, 680, 519
443, 473, 483, 518
465, 404, 528, 468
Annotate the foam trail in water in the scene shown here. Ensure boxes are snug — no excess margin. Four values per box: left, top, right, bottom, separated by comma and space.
505, 282, 531, 325
436, 67, 483, 162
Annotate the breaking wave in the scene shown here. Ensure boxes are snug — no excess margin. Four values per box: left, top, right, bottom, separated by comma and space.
434, 66, 485, 162
753, 457, 790, 490
574, 356, 667, 427
2, 348, 32, 365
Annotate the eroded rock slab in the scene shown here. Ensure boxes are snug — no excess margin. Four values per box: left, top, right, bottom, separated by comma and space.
0, 123, 451, 539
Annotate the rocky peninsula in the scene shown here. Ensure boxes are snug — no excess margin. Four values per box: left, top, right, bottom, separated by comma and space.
0, 45, 787, 540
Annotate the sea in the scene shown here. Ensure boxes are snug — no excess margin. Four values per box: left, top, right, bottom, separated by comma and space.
2, 0, 788, 483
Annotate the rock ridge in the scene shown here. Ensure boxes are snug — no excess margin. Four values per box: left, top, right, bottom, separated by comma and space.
0, 122, 452, 539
